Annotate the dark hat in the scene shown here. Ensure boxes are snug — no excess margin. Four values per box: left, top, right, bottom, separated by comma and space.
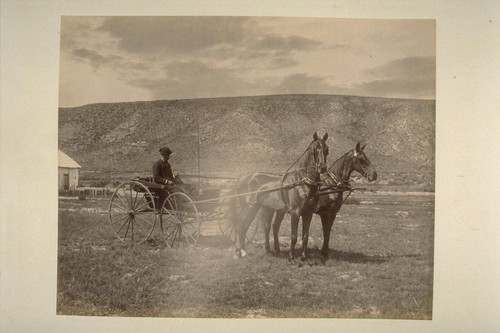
159, 147, 172, 156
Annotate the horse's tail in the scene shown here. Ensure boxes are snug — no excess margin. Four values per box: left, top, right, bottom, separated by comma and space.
223, 185, 240, 223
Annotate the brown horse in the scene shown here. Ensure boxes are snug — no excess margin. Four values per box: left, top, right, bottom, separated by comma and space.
232, 132, 329, 259
265, 142, 377, 258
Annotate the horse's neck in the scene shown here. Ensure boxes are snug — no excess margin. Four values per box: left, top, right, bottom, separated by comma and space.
283, 151, 318, 186
298, 151, 319, 181
329, 153, 353, 182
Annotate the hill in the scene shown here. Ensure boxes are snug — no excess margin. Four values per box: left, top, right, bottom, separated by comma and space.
59, 94, 435, 186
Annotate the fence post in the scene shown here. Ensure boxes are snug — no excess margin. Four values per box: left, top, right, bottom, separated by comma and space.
78, 189, 86, 200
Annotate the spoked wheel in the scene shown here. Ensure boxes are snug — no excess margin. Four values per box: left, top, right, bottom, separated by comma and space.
218, 199, 258, 243
108, 181, 157, 244
160, 192, 200, 250
219, 220, 259, 243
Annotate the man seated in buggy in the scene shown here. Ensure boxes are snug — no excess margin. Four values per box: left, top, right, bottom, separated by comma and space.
153, 146, 175, 187
147, 146, 218, 211
152, 146, 196, 196
147, 146, 180, 209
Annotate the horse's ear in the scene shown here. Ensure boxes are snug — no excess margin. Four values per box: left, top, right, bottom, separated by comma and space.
356, 142, 361, 152
361, 143, 367, 151
322, 133, 328, 141
313, 132, 318, 141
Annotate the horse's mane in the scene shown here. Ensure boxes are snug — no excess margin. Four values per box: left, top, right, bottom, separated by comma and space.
328, 150, 352, 171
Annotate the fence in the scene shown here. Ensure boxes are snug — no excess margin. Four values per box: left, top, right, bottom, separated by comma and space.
77, 187, 113, 196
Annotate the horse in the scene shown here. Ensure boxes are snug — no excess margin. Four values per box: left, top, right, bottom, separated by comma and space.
264, 142, 378, 258
231, 132, 329, 260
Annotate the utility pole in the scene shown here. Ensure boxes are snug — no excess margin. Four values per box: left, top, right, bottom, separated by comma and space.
197, 120, 201, 190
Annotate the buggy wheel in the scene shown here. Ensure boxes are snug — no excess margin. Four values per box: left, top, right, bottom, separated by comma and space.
218, 206, 259, 244
160, 192, 200, 250
108, 181, 156, 244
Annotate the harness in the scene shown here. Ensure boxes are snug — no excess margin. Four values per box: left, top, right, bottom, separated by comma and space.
326, 171, 342, 186
279, 173, 323, 214
315, 151, 362, 206
279, 143, 325, 214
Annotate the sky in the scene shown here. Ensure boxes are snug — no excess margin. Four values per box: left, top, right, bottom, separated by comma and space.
59, 17, 435, 107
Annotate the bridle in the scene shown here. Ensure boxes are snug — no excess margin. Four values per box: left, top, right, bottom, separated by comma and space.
312, 141, 328, 175
279, 139, 328, 213
324, 149, 371, 185
284, 139, 327, 184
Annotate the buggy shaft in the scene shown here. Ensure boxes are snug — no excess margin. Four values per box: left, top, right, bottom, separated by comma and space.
189, 181, 308, 205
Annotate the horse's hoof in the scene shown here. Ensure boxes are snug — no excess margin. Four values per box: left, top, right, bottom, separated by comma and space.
233, 249, 244, 259
240, 249, 248, 258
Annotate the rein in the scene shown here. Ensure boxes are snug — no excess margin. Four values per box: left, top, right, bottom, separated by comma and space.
284, 141, 325, 178
279, 141, 325, 213
281, 143, 324, 190
188, 176, 321, 205
318, 150, 365, 205
321, 150, 355, 187
284, 147, 309, 174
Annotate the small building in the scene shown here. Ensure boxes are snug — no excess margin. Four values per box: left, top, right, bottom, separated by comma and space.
58, 150, 81, 191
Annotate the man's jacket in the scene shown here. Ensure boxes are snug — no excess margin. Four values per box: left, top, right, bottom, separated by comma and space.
153, 158, 174, 184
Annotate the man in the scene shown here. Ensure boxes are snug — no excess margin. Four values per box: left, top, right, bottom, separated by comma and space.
153, 146, 175, 185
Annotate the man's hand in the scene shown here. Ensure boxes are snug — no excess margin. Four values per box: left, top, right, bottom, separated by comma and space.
166, 180, 174, 185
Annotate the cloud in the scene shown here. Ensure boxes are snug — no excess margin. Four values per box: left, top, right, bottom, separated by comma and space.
129, 61, 249, 99
241, 34, 322, 68
59, 17, 436, 105
355, 77, 435, 99
269, 57, 299, 68
60, 17, 97, 50
365, 56, 435, 80
99, 16, 251, 54
271, 73, 334, 94
71, 48, 122, 70
252, 34, 322, 52
356, 56, 436, 98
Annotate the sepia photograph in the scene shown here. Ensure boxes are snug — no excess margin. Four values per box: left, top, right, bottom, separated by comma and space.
1, 1, 499, 332
57, 16, 435, 319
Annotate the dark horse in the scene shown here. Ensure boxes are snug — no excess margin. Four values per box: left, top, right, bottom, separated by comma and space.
231, 132, 329, 259
264, 142, 377, 258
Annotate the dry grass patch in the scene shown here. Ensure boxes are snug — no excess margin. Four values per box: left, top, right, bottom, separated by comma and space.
58, 193, 433, 319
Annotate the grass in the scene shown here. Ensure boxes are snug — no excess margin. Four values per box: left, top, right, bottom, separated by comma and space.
57, 192, 434, 319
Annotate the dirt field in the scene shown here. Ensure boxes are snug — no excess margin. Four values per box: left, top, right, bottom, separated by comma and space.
57, 190, 434, 319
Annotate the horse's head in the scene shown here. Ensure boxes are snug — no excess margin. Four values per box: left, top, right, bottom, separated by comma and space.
350, 142, 377, 181
307, 132, 329, 175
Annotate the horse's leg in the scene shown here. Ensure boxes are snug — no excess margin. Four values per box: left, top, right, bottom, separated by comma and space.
320, 211, 336, 258
300, 210, 314, 260
289, 212, 300, 260
272, 211, 285, 253
260, 209, 274, 253
235, 205, 260, 258
233, 214, 244, 258
233, 204, 248, 258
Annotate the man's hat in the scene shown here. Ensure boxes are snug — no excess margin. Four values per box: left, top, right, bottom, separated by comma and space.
159, 147, 172, 156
